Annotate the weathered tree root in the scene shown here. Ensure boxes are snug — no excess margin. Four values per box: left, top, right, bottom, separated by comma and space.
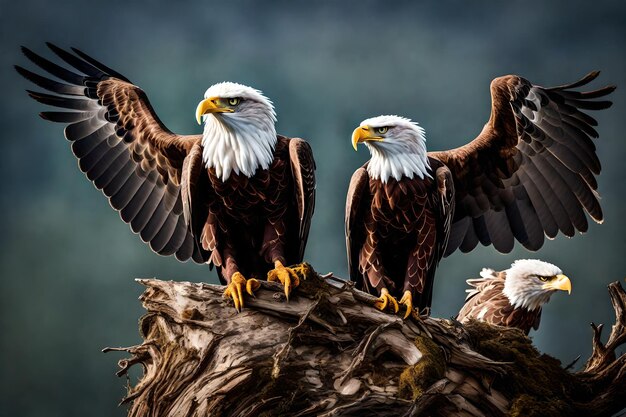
106, 266, 626, 417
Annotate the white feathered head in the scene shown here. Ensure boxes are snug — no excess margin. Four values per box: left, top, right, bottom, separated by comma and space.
352, 115, 431, 183
196, 82, 277, 181
503, 259, 572, 311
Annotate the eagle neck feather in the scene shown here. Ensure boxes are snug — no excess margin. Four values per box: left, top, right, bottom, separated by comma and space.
201, 115, 277, 181
366, 138, 431, 184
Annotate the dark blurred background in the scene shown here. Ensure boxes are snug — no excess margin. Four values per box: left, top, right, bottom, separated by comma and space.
1, 0, 625, 415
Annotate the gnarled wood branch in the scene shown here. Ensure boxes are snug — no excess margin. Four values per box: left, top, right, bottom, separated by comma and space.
106, 267, 626, 417
584, 282, 626, 374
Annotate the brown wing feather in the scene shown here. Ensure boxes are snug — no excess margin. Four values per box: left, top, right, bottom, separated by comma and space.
434, 164, 455, 262
181, 142, 212, 262
17, 44, 210, 263
345, 166, 371, 287
457, 270, 542, 335
288, 138, 316, 262
457, 272, 506, 323
431, 72, 615, 256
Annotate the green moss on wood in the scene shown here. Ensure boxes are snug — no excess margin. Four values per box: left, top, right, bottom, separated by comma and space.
509, 394, 572, 417
463, 320, 589, 417
398, 335, 447, 400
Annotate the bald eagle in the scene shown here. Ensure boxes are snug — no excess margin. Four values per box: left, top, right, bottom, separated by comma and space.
347, 72, 614, 318
16, 44, 316, 311
457, 259, 571, 334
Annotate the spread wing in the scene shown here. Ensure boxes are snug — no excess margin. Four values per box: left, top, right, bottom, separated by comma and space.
345, 166, 370, 286
288, 138, 316, 261
16, 43, 210, 263
431, 72, 615, 256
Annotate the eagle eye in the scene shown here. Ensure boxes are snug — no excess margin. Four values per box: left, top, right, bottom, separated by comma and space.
228, 98, 241, 106
376, 127, 389, 135
538, 276, 549, 282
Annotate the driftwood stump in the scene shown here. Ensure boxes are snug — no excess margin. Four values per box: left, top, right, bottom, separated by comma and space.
106, 266, 626, 416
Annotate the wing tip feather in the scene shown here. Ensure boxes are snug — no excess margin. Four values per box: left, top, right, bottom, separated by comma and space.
20, 45, 33, 56
580, 70, 601, 86
39, 111, 54, 121
15, 65, 38, 86
14, 64, 26, 76
20, 45, 44, 65
44, 43, 69, 61
26, 90, 43, 100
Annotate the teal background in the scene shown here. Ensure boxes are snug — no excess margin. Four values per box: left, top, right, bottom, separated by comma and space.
1, 1, 625, 415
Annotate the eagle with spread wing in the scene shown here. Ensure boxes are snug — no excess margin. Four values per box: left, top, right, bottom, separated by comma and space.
16, 44, 316, 311
348, 72, 614, 318
457, 259, 571, 334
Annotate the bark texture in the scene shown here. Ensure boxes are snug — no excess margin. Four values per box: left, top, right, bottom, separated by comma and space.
106, 266, 626, 417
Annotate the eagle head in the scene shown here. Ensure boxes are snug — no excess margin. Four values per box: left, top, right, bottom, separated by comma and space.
502, 259, 572, 311
196, 82, 277, 181
351, 115, 431, 183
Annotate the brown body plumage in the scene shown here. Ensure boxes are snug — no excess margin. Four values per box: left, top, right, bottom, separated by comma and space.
17, 44, 316, 303
349, 72, 614, 315
347, 157, 453, 311
197, 136, 315, 282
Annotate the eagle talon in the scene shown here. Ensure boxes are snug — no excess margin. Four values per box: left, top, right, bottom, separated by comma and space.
399, 290, 414, 320
290, 263, 312, 280
374, 288, 399, 313
267, 261, 301, 301
223, 272, 259, 312
246, 277, 261, 297
410, 309, 423, 321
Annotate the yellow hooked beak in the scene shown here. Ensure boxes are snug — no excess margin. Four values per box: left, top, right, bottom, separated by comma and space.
542, 274, 572, 295
195, 96, 234, 124
351, 125, 384, 151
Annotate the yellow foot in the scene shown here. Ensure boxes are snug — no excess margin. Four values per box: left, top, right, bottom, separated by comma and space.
373, 288, 399, 313
223, 272, 260, 312
267, 261, 301, 300
399, 290, 415, 320
290, 262, 313, 279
